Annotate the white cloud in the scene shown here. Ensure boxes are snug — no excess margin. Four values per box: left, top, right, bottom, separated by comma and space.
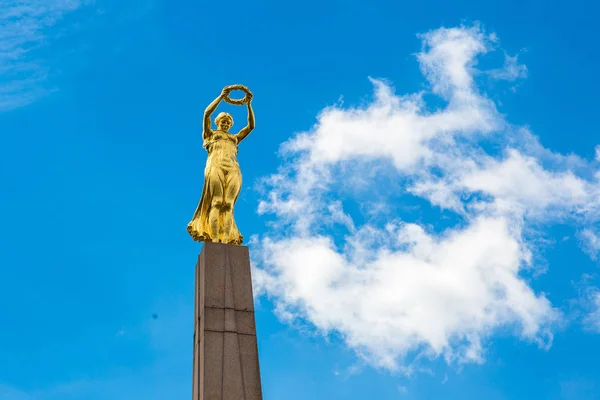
579, 229, 600, 260
0, 0, 84, 111
489, 53, 528, 81
256, 217, 556, 371
414, 148, 595, 219
255, 24, 600, 371
585, 293, 600, 332
581, 288, 600, 333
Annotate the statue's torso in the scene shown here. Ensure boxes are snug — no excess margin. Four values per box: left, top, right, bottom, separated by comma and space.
204, 130, 239, 171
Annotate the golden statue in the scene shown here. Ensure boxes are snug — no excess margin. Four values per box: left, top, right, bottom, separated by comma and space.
187, 84, 255, 245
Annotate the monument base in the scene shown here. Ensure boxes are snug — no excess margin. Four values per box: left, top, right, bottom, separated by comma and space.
192, 242, 263, 400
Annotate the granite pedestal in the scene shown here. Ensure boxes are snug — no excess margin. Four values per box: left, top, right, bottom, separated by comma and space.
192, 242, 263, 400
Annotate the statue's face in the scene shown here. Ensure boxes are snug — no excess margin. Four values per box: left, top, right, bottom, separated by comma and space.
218, 118, 232, 131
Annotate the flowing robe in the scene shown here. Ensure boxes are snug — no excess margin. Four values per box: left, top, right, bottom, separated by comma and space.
187, 130, 243, 244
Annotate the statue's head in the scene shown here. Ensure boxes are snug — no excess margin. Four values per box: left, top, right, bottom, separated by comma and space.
215, 112, 233, 132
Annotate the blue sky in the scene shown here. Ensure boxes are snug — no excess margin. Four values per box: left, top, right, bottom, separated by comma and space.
1, 0, 600, 399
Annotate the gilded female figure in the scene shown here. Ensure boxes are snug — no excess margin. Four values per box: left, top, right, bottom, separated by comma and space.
187, 85, 255, 245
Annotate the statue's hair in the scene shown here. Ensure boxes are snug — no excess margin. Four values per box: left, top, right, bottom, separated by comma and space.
215, 112, 234, 127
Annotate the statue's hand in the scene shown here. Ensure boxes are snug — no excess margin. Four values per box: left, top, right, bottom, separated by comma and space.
221, 86, 234, 96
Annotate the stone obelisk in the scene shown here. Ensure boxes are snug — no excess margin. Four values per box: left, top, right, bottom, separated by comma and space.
192, 242, 263, 400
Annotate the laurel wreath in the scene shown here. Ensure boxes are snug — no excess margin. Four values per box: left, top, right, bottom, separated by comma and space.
223, 84, 252, 105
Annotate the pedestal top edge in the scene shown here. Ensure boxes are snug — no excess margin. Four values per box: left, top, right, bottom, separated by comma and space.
200, 242, 249, 250
197, 241, 251, 263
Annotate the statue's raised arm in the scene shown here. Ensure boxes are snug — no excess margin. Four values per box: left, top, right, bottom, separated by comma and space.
203, 88, 231, 140
236, 92, 254, 144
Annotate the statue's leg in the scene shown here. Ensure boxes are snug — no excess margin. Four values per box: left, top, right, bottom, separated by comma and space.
207, 169, 225, 242
221, 171, 242, 243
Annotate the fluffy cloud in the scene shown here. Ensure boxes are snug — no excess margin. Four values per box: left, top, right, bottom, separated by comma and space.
489, 53, 528, 81
0, 0, 84, 111
583, 291, 600, 333
579, 229, 600, 260
255, 217, 556, 370
254, 24, 600, 371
